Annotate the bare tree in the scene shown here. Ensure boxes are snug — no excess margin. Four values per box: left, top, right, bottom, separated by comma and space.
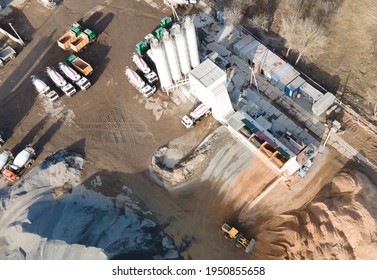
294, 18, 327, 64
248, 13, 270, 32
219, 0, 257, 26
280, 14, 300, 56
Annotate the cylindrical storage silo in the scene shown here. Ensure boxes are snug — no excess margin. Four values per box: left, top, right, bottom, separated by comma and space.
150, 38, 172, 90
162, 31, 181, 82
183, 16, 200, 68
171, 23, 191, 76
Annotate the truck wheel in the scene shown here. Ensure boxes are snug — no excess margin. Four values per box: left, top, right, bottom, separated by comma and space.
11, 55, 16, 60
26, 160, 34, 168
223, 234, 230, 240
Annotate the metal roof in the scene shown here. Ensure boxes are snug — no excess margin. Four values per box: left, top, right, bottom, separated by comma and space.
190, 59, 225, 88
287, 76, 306, 91
299, 82, 323, 102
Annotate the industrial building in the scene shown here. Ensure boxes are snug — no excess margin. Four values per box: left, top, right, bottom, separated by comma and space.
128, 13, 324, 177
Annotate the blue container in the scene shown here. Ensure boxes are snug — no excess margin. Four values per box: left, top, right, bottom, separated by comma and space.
284, 76, 306, 96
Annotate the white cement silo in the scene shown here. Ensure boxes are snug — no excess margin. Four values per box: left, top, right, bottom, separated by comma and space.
171, 23, 191, 76
150, 38, 172, 89
183, 16, 200, 68
162, 31, 181, 82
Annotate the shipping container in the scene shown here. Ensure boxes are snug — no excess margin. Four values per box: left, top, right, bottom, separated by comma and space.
233, 35, 255, 56
284, 76, 305, 96
271, 63, 292, 86
312, 92, 336, 116
278, 68, 299, 91
299, 82, 323, 103
264, 54, 285, 80
240, 40, 260, 63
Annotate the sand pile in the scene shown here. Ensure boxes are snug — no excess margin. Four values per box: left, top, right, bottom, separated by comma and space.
0, 150, 179, 260
255, 170, 377, 259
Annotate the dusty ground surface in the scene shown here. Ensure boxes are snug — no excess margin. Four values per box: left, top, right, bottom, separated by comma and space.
0, 0, 376, 260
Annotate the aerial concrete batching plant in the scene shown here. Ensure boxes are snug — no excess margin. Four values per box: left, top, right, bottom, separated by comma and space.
162, 31, 182, 82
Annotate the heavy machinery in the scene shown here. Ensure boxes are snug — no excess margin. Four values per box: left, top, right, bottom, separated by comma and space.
69, 28, 97, 52
125, 67, 156, 98
46, 66, 77, 96
132, 53, 158, 84
57, 23, 82, 50
2, 145, 36, 182
58, 62, 91, 91
30, 75, 60, 102
221, 223, 256, 254
67, 55, 93, 76
181, 103, 211, 129
0, 150, 14, 173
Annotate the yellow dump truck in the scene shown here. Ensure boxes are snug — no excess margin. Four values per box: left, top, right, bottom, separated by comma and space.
57, 23, 82, 51
222, 223, 256, 254
67, 54, 93, 76
69, 29, 97, 52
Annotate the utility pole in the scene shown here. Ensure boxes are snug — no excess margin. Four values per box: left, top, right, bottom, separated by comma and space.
249, 66, 259, 95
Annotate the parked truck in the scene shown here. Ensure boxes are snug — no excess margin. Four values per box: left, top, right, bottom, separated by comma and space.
58, 62, 91, 91
181, 103, 211, 129
221, 223, 256, 254
0, 150, 14, 173
57, 23, 82, 51
125, 67, 156, 98
132, 53, 158, 84
30, 75, 60, 102
2, 144, 36, 183
0, 46, 16, 67
69, 28, 97, 52
46, 66, 76, 96
67, 54, 93, 76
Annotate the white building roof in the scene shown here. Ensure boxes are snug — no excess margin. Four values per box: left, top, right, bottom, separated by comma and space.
190, 59, 226, 88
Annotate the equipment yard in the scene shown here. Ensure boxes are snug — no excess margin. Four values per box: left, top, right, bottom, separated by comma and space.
0, 0, 376, 260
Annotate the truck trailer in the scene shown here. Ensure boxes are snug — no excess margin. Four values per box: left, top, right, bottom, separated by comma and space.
67, 55, 93, 76
69, 28, 97, 52
57, 23, 82, 50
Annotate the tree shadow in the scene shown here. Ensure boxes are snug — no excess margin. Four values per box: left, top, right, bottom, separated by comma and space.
79, 11, 115, 36
11, 115, 49, 155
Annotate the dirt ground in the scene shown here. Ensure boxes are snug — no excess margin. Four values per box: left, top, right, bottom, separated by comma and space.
0, 0, 376, 260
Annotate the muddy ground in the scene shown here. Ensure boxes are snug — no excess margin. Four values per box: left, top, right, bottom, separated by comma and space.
0, 0, 376, 259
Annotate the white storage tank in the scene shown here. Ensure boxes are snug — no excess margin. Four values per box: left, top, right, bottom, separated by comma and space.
150, 38, 173, 89
183, 16, 200, 68
171, 23, 191, 76
162, 31, 181, 82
